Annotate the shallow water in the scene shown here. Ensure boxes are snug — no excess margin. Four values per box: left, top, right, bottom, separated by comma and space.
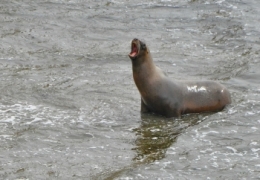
0, 0, 260, 179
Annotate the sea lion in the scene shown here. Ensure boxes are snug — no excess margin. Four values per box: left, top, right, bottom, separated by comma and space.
128, 38, 231, 117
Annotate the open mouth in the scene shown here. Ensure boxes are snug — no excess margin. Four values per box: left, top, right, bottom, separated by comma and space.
129, 42, 139, 58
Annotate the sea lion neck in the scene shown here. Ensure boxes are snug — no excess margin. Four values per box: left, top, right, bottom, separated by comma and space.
131, 48, 159, 86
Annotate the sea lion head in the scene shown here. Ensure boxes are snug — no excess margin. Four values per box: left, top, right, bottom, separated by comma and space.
128, 38, 148, 61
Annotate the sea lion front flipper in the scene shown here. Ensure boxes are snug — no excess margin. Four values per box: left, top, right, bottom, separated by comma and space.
141, 99, 150, 113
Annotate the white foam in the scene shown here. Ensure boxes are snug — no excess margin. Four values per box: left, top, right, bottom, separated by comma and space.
25, 117, 42, 125
226, 146, 237, 153
0, 116, 16, 124
250, 142, 258, 146
0, 101, 73, 127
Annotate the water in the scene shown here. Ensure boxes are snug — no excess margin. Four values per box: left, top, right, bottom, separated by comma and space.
0, 0, 259, 179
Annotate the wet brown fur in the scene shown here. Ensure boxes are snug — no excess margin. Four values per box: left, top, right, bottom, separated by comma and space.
129, 39, 231, 117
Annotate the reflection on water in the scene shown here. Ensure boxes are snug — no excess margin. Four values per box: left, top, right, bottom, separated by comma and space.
99, 113, 207, 180
133, 115, 181, 163
132, 113, 209, 163
101, 113, 212, 179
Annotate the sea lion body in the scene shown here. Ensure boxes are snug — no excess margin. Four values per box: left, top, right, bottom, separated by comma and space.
129, 38, 231, 117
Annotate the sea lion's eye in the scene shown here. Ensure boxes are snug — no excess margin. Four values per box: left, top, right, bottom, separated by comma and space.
141, 43, 146, 50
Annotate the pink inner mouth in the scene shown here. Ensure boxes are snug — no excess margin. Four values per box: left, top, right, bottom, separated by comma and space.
129, 43, 138, 57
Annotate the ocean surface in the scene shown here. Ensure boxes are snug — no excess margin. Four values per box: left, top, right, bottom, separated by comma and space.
0, 0, 259, 179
